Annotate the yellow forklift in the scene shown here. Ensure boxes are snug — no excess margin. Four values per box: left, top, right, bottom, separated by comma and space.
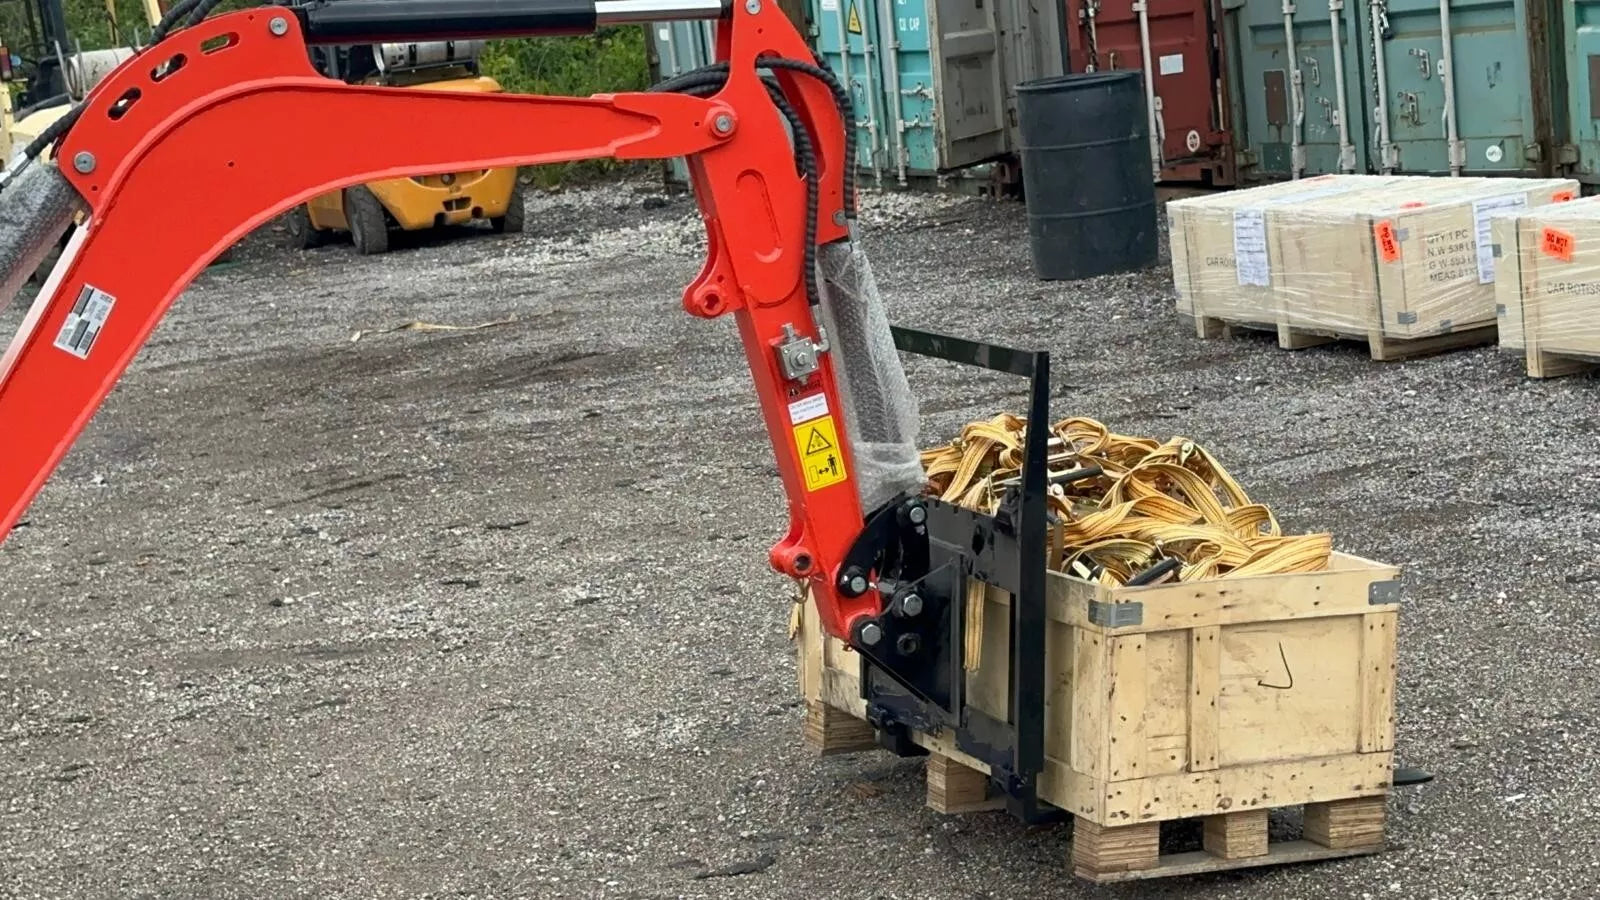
284, 39, 525, 254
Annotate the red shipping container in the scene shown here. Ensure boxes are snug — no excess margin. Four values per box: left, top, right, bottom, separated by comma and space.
1062, 0, 1235, 185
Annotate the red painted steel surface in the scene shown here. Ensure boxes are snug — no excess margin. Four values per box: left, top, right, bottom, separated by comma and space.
0, 5, 881, 641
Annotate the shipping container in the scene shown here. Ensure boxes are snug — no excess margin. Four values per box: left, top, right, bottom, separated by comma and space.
645, 20, 719, 186
1062, 0, 1235, 184
806, 0, 1065, 182
1224, 0, 1566, 181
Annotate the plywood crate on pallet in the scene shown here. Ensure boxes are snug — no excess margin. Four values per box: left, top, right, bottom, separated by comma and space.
1166, 175, 1412, 326
1488, 195, 1600, 378
794, 552, 1403, 882
1272, 176, 1577, 353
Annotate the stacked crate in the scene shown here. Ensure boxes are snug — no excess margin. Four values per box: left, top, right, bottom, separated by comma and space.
1490, 195, 1600, 377
1170, 176, 1580, 360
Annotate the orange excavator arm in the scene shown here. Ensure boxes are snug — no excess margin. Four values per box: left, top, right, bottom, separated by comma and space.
0, 0, 904, 641
0, 0, 1072, 820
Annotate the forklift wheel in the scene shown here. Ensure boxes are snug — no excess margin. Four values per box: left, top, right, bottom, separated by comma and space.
491, 188, 525, 235
284, 205, 324, 250
345, 186, 390, 255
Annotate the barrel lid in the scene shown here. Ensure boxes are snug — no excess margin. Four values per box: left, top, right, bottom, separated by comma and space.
1016, 71, 1140, 93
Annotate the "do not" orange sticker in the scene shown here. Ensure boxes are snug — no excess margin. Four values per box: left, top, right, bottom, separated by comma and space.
1542, 227, 1575, 262
1554, 190, 1577, 203
1374, 220, 1401, 263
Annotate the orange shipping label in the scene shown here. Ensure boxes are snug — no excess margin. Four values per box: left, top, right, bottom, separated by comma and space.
1554, 190, 1577, 203
1542, 227, 1575, 262
1374, 220, 1401, 262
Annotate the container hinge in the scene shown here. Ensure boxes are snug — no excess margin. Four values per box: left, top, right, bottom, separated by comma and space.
1558, 143, 1580, 166
1448, 140, 1467, 170
1087, 600, 1144, 627
1369, 580, 1401, 605
1524, 142, 1543, 164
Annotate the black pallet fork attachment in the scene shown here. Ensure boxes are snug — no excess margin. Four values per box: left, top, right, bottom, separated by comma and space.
837, 326, 1434, 827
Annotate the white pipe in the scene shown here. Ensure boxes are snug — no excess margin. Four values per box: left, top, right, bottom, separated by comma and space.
1281, 0, 1304, 178
859, 7, 883, 183
1438, 0, 1462, 175
832, 0, 856, 181
1085, 2, 1100, 72
876, 0, 907, 184
1327, 0, 1356, 172
1370, 0, 1394, 172
1133, 0, 1161, 181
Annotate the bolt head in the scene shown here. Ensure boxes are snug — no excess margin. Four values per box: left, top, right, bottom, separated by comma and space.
71, 151, 95, 174
848, 575, 868, 594
896, 633, 921, 655
745, 0, 761, 11
268, 16, 289, 35
900, 593, 923, 617
832, 210, 847, 227
907, 504, 927, 525
713, 114, 734, 135
859, 622, 883, 647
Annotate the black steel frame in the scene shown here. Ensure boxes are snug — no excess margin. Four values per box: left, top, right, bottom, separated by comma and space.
846, 324, 1055, 824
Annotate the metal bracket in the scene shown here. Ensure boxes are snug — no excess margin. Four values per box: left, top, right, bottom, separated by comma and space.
1086, 599, 1144, 627
1369, 580, 1401, 605
774, 322, 829, 382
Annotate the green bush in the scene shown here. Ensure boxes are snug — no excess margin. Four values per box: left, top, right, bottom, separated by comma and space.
478, 27, 652, 186
1, 3, 653, 186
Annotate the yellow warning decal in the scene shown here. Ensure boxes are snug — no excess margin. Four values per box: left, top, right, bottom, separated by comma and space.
794, 415, 849, 492
846, 2, 863, 34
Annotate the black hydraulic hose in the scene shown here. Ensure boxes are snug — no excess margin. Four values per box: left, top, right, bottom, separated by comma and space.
15, 93, 69, 120
673, 75, 820, 309
758, 55, 856, 216
149, 0, 207, 43
653, 58, 856, 217
20, 104, 82, 163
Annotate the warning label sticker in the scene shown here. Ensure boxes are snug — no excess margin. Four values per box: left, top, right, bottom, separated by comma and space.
846, 1, 863, 33
793, 415, 848, 492
54, 284, 115, 360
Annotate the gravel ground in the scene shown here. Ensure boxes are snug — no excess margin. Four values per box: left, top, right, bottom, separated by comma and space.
3, 175, 1599, 899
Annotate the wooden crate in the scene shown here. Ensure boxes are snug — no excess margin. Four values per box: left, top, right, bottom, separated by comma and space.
1181, 176, 1577, 361
1490, 196, 1600, 378
795, 551, 1402, 883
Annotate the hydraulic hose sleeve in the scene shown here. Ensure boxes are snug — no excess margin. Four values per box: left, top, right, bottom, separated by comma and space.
0, 162, 85, 317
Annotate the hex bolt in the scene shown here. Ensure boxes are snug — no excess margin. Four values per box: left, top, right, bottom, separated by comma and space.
859, 622, 883, 647
72, 151, 95, 174
745, 0, 761, 12
832, 210, 847, 227
848, 574, 868, 595
268, 16, 289, 35
899, 593, 924, 617
907, 504, 927, 525
896, 633, 921, 656
713, 114, 734, 135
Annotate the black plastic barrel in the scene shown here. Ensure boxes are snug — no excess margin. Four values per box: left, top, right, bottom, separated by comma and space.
1016, 71, 1159, 281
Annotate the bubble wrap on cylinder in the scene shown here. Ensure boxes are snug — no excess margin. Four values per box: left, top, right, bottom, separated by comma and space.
815, 237, 926, 513
0, 163, 82, 315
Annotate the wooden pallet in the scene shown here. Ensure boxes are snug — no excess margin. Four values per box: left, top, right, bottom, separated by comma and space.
1193, 314, 1496, 361
1523, 346, 1600, 380
804, 711, 1389, 883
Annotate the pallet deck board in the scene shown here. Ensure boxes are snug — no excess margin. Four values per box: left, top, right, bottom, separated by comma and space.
1077, 838, 1385, 884
1193, 315, 1496, 361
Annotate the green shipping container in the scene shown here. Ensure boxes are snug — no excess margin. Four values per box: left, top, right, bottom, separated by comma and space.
1224, 0, 1571, 181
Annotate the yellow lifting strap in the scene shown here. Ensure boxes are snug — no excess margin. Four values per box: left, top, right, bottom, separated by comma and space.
919, 415, 1334, 671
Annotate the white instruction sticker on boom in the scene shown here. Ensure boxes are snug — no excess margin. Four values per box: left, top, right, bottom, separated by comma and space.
54, 284, 115, 360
